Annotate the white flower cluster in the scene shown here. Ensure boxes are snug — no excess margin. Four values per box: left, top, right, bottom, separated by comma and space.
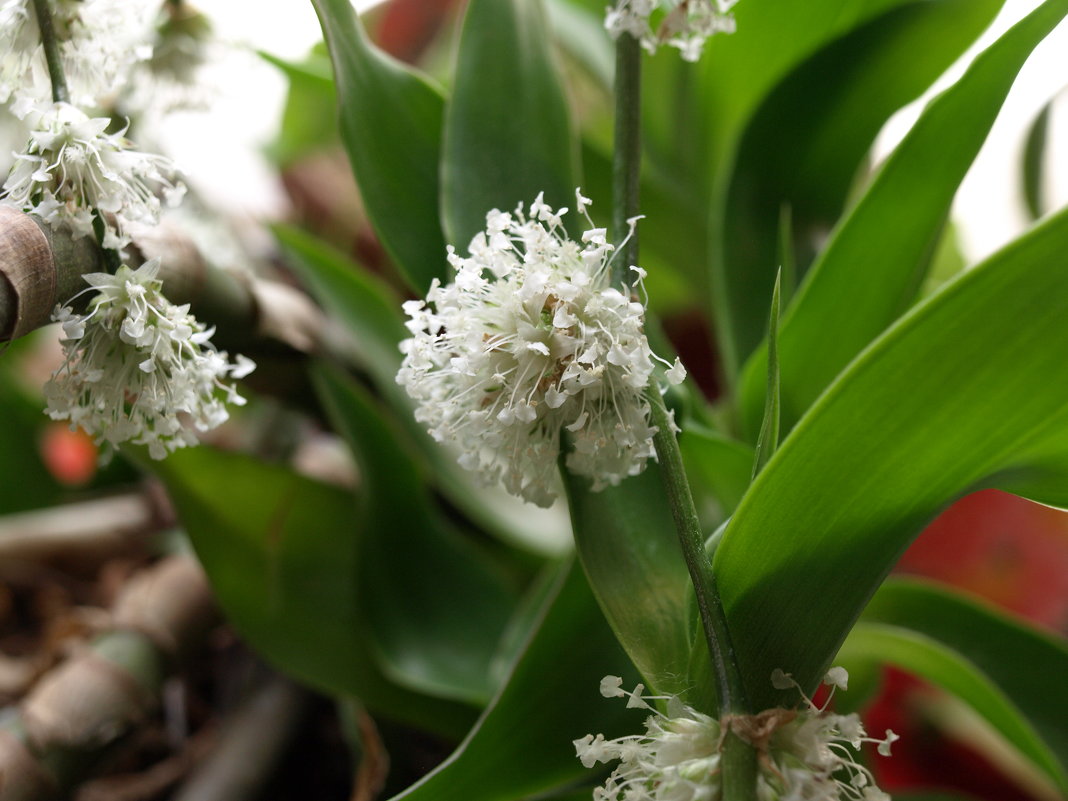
44, 259, 254, 460
0, 0, 154, 106
396, 191, 686, 507
606, 0, 736, 62
1, 101, 184, 250
576, 670, 899, 801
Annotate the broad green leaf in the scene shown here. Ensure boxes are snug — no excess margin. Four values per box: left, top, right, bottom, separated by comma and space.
840, 579, 1068, 792
713, 205, 1068, 710
391, 559, 639, 801
313, 364, 518, 705
1023, 101, 1053, 221
150, 447, 474, 738
564, 466, 697, 702
277, 224, 572, 555
311, 0, 447, 292
711, 0, 1002, 381
737, 0, 1068, 437
441, 0, 576, 247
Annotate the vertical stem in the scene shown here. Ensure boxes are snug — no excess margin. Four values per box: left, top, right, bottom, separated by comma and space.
611, 33, 641, 285
647, 393, 747, 713
30, 0, 69, 103
647, 390, 757, 801
612, 28, 757, 801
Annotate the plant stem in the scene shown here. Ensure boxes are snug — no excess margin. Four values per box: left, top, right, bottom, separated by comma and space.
611, 33, 641, 284
611, 29, 757, 800
647, 393, 745, 711
30, 0, 69, 103
647, 392, 758, 800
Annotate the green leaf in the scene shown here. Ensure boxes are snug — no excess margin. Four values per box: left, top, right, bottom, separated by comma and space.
841, 578, 1068, 793
1023, 101, 1053, 221
713, 204, 1068, 710
564, 466, 699, 703
312, 364, 518, 705
274, 224, 406, 393
260, 49, 338, 166
150, 447, 474, 737
390, 559, 639, 801
311, 0, 447, 292
441, 0, 576, 247
750, 271, 781, 479
738, 0, 1068, 437
711, 0, 1003, 380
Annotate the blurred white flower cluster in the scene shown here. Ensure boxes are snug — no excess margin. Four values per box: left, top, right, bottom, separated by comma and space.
2, 101, 184, 250
397, 190, 685, 507
605, 0, 736, 61
45, 259, 254, 459
0, 0, 250, 457
576, 670, 898, 801
0, 0, 154, 106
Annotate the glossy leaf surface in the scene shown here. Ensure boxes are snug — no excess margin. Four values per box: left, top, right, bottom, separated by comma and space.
312, 0, 447, 292
714, 206, 1068, 709
442, 0, 576, 246
737, 0, 1068, 437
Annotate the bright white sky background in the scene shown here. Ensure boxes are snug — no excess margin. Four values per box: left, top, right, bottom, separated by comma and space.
176, 0, 1067, 266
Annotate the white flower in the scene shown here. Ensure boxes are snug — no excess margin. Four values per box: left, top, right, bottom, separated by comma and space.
396, 192, 685, 507
0, 0, 155, 107
605, 0, 736, 62
575, 679, 722, 801
1, 101, 184, 250
44, 258, 254, 460
578, 669, 898, 801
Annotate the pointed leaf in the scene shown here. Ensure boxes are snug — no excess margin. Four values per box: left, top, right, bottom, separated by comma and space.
714, 205, 1068, 709
312, 0, 447, 292
738, 0, 1068, 437
442, 0, 576, 247
711, 0, 1002, 379
751, 271, 781, 479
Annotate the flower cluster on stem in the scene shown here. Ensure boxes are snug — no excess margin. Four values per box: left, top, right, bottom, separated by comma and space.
396, 190, 685, 507
576, 669, 899, 801
44, 258, 254, 459
605, 0, 736, 62
0, 0, 154, 106
2, 100, 184, 250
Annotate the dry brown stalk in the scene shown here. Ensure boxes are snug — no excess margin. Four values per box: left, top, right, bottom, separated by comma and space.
0, 556, 218, 801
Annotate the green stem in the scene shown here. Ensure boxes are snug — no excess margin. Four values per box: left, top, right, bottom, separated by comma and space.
30, 0, 69, 103
612, 29, 757, 800
647, 392, 758, 799
647, 392, 746, 712
611, 33, 641, 284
